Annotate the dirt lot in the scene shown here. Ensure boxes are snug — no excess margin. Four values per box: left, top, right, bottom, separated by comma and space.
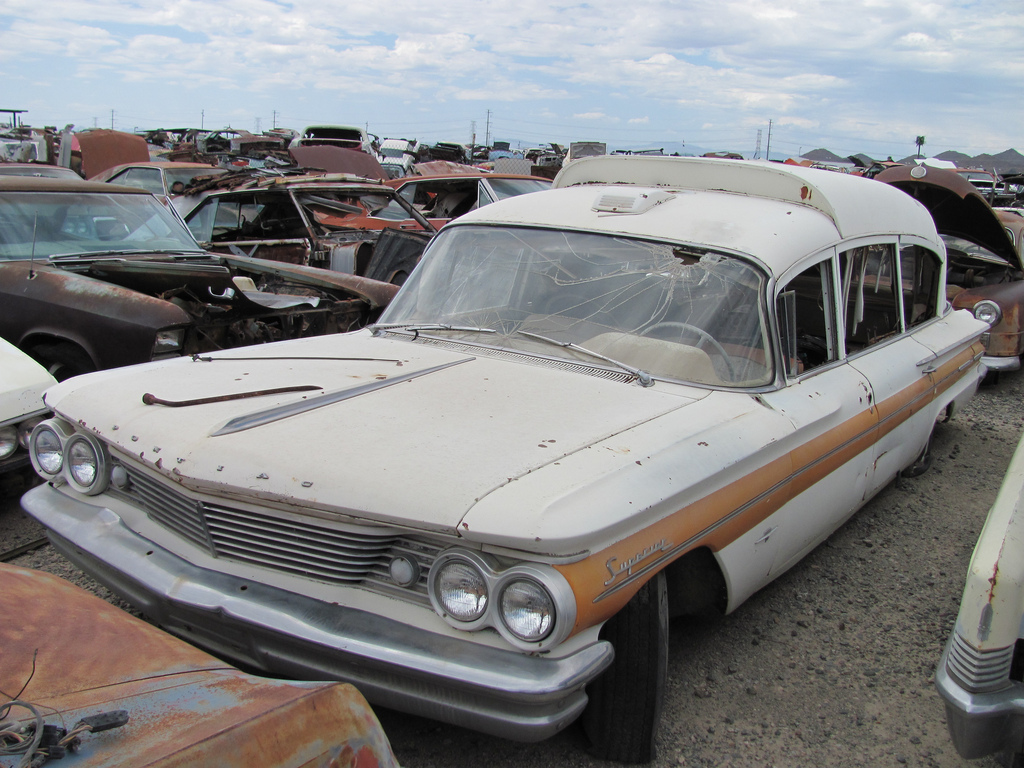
3, 370, 1022, 768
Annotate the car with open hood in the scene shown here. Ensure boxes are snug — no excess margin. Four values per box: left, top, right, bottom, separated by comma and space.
0, 176, 398, 379
877, 164, 1024, 379
21, 156, 987, 763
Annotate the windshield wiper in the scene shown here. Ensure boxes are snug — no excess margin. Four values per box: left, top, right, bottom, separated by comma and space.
48, 248, 207, 261
515, 330, 654, 387
372, 323, 498, 337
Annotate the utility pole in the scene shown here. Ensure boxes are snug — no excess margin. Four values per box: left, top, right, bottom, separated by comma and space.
765, 120, 772, 161
485, 110, 491, 148
110, 110, 114, 130
272, 110, 278, 129
753, 129, 762, 160
470, 120, 476, 160
201, 110, 205, 130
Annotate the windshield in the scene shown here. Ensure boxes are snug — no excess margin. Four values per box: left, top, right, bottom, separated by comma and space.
0, 191, 207, 260
379, 225, 772, 387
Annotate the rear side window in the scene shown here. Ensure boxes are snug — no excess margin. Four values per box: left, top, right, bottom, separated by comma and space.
840, 244, 900, 353
899, 244, 941, 328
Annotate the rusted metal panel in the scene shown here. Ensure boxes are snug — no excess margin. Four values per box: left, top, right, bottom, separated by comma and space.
0, 563, 399, 768
289, 146, 388, 181
75, 129, 150, 179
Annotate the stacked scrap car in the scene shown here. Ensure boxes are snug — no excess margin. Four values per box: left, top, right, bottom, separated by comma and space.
0, 176, 397, 379
21, 156, 986, 763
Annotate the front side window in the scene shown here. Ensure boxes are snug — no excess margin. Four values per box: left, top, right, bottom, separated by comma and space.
379, 225, 773, 387
840, 243, 900, 353
777, 259, 838, 377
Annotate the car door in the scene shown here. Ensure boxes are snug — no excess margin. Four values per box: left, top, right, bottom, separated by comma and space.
757, 251, 880, 580
186, 191, 313, 266
838, 239, 939, 485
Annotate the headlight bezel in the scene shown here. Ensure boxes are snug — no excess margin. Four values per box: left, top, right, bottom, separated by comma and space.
428, 548, 576, 650
29, 420, 75, 479
29, 419, 109, 494
63, 432, 110, 495
973, 299, 1003, 327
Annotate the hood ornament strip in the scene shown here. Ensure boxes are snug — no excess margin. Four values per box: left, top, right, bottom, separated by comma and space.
211, 357, 474, 437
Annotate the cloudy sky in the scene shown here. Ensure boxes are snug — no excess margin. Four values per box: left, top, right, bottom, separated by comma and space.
2, 0, 1021, 160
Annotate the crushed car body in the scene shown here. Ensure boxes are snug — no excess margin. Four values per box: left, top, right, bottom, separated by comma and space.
0, 562, 399, 768
178, 170, 436, 282
0, 176, 397, 379
22, 156, 987, 763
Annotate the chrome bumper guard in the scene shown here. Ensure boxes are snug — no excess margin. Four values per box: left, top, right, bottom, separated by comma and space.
22, 484, 614, 742
935, 635, 1024, 759
982, 354, 1021, 372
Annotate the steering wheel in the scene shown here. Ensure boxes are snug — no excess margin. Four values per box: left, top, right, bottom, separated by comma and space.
640, 321, 737, 379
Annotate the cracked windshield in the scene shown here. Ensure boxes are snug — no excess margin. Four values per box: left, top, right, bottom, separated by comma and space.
379, 225, 773, 386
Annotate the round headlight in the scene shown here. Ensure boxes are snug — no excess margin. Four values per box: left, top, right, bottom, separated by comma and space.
435, 560, 488, 621
30, 425, 64, 476
500, 579, 555, 641
0, 426, 16, 460
974, 300, 1002, 327
64, 435, 109, 495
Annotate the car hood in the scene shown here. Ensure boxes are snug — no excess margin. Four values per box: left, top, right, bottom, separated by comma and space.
44, 332, 710, 542
876, 164, 1021, 268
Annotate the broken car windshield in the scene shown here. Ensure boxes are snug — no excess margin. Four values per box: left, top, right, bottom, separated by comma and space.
0, 191, 207, 261
378, 225, 773, 387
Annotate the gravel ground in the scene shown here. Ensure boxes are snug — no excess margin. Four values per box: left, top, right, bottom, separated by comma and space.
3, 370, 1022, 768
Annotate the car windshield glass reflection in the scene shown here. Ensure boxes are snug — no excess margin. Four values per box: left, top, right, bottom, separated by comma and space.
379, 225, 772, 387
0, 192, 207, 260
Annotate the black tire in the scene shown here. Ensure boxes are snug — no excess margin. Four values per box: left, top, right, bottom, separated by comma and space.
900, 433, 932, 478
582, 570, 668, 763
30, 342, 96, 382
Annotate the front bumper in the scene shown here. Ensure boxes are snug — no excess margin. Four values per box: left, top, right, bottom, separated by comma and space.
22, 484, 614, 742
935, 635, 1024, 759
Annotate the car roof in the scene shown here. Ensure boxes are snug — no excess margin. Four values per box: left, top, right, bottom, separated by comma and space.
453, 156, 941, 276
0, 176, 150, 194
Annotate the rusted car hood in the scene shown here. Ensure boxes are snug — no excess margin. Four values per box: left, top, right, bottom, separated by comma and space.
1, 563, 399, 768
43, 332, 718, 537
877, 164, 1021, 268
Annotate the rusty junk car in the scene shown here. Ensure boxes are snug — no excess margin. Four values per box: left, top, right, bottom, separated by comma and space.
22, 156, 987, 763
878, 164, 1024, 379
0, 563, 399, 768
936, 430, 1024, 767
177, 170, 438, 286
0, 176, 397, 379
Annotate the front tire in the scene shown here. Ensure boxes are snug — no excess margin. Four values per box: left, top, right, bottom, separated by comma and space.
581, 570, 668, 763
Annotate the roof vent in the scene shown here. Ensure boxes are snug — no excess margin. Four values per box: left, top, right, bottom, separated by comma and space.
593, 189, 675, 214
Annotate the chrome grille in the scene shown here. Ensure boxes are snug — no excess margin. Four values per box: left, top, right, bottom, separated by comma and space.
110, 461, 440, 603
946, 631, 1014, 692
